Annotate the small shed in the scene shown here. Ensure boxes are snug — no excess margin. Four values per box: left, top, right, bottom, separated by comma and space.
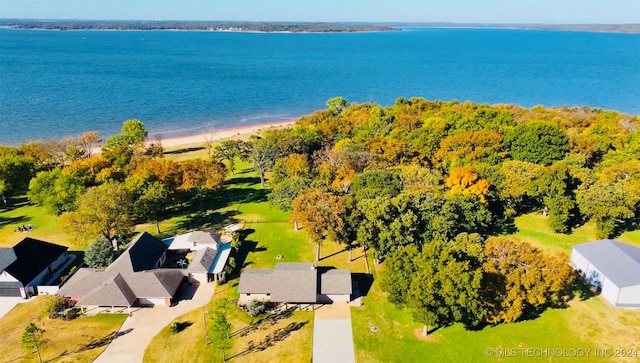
570, 240, 640, 308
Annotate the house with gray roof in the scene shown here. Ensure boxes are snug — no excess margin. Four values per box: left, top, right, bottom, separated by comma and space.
58, 232, 185, 309
238, 263, 352, 305
0, 238, 69, 298
570, 240, 640, 308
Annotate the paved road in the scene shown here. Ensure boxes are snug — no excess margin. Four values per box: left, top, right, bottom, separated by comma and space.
313, 303, 356, 363
93, 282, 216, 363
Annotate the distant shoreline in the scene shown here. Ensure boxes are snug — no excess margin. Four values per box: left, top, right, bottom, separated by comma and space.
1, 20, 638, 34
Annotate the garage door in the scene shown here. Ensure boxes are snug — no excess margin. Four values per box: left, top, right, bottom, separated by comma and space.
0, 287, 21, 297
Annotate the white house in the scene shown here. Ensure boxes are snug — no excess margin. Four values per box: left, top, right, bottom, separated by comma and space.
570, 240, 640, 308
0, 238, 69, 298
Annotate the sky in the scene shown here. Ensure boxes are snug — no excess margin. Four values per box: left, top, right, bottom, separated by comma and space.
0, 0, 639, 24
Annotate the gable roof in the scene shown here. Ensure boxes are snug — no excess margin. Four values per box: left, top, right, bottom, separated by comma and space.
0, 248, 17, 273
239, 263, 318, 303
167, 231, 221, 251
573, 240, 640, 287
188, 247, 217, 273
320, 269, 352, 295
1, 238, 67, 285
59, 232, 184, 306
271, 263, 317, 302
107, 232, 167, 274
78, 273, 137, 306
239, 269, 273, 294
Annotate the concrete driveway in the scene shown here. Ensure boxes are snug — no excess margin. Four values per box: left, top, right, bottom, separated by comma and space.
313, 303, 356, 363
93, 282, 216, 363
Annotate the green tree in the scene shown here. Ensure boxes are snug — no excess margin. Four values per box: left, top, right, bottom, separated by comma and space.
407, 233, 486, 336
132, 182, 170, 234
249, 135, 281, 188
84, 236, 115, 268
326, 96, 347, 115
380, 244, 420, 306
213, 140, 243, 175
577, 161, 640, 238
22, 323, 45, 362
0, 146, 34, 206
350, 169, 402, 201
62, 182, 133, 243
505, 121, 569, 165
27, 168, 85, 215
122, 118, 148, 145
269, 177, 310, 211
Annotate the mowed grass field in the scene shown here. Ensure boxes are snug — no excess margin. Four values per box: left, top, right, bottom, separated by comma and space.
0, 296, 127, 363
351, 214, 640, 362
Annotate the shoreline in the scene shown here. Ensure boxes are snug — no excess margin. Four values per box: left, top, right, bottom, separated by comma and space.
89, 119, 297, 154
149, 119, 297, 148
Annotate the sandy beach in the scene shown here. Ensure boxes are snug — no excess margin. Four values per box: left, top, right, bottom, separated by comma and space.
151, 119, 297, 148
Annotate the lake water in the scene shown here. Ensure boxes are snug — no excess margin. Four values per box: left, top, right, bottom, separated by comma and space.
0, 28, 638, 144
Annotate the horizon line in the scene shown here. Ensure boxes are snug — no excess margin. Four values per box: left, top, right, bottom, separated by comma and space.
1, 18, 639, 26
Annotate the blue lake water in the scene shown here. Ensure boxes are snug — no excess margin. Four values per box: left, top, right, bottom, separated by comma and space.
0, 28, 639, 144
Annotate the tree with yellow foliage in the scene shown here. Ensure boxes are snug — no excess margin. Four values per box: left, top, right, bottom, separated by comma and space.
444, 166, 490, 203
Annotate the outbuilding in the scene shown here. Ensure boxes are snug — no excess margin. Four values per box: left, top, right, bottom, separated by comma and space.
570, 240, 640, 308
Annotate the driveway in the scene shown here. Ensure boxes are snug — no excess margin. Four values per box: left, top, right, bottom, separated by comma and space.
313, 303, 356, 363
93, 282, 216, 363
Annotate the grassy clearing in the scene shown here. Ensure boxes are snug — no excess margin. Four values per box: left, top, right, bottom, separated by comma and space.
0, 296, 127, 363
509, 212, 640, 253
0, 198, 71, 248
351, 213, 640, 362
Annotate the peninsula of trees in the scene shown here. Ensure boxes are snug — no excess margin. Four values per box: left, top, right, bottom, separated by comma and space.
0, 19, 398, 33
2, 19, 638, 33
1, 98, 638, 336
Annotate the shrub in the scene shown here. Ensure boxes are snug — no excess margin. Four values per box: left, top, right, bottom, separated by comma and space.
247, 300, 265, 317
170, 322, 179, 334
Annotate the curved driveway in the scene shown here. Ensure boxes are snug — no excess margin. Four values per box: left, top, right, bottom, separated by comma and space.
93, 282, 216, 363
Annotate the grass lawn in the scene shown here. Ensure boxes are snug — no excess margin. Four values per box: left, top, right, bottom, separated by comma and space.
145, 162, 324, 362
0, 296, 127, 363
509, 212, 640, 253
351, 213, 640, 362
0, 198, 72, 248
145, 281, 314, 363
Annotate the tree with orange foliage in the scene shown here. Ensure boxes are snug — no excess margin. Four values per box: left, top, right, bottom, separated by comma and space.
483, 237, 574, 324
291, 190, 346, 261
180, 159, 226, 203
444, 166, 490, 203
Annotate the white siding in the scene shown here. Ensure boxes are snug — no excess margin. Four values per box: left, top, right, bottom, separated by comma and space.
601, 279, 620, 306
584, 264, 605, 290
617, 285, 640, 307
0, 271, 19, 283
37, 286, 60, 295
569, 249, 589, 274
239, 293, 270, 305
327, 294, 350, 303
190, 273, 209, 283
137, 298, 168, 306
